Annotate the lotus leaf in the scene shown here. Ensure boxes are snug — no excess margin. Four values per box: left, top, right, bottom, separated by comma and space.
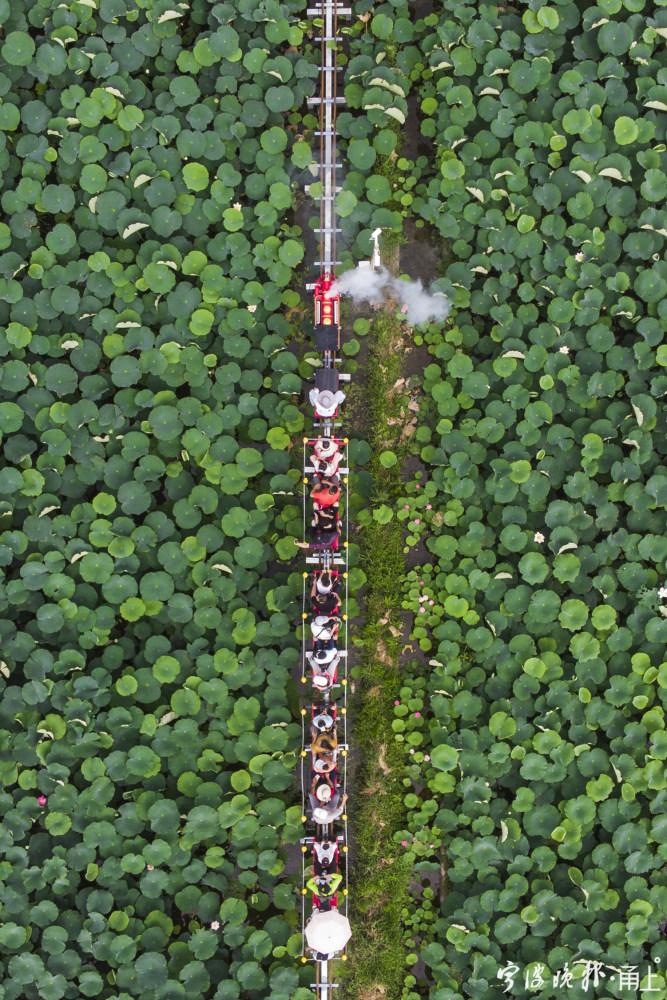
183, 162, 210, 192
614, 116, 638, 144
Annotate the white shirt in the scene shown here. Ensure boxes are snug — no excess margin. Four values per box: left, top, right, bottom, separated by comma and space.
313, 453, 342, 477
312, 712, 334, 731
311, 618, 338, 640
313, 654, 340, 675
314, 841, 337, 864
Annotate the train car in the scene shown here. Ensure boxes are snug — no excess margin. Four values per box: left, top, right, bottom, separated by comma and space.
314, 273, 340, 355
314, 273, 340, 327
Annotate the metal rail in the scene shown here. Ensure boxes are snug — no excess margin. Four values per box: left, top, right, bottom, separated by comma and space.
299, 0, 350, 991
320, 0, 336, 273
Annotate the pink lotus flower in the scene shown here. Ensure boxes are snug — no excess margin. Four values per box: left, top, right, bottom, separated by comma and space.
401, 304, 409, 314
426, 504, 432, 510
419, 607, 425, 613
414, 519, 420, 524
428, 600, 434, 606
37, 796, 47, 806
394, 700, 400, 705
419, 580, 424, 586
424, 755, 430, 762
430, 844, 434, 848
210, 921, 220, 930
534, 532, 545, 543
415, 484, 420, 489
404, 504, 409, 509
409, 748, 415, 754
401, 840, 408, 846
146, 864, 154, 871
415, 712, 421, 718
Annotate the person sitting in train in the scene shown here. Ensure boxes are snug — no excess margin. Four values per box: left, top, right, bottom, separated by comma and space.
313, 751, 336, 774
311, 582, 341, 616
305, 869, 343, 899
309, 779, 337, 813
313, 839, 337, 872
312, 570, 340, 597
313, 634, 336, 656
313, 437, 339, 462
311, 503, 338, 533
312, 792, 348, 826
311, 770, 335, 798
311, 729, 337, 755
293, 527, 340, 551
310, 478, 340, 508
309, 387, 346, 417
310, 615, 339, 642
311, 644, 339, 691
311, 707, 335, 733
312, 438, 343, 478
312, 645, 340, 670
312, 663, 337, 692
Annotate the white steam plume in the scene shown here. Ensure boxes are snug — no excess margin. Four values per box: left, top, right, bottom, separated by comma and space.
327, 266, 450, 325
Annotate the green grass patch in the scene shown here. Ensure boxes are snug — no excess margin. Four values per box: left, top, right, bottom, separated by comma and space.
345, 309, 415, 1000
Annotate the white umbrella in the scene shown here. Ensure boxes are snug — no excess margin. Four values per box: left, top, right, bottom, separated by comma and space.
305, 909, 351, 954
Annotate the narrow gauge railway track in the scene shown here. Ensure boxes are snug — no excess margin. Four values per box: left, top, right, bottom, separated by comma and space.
297, 0, 353, 996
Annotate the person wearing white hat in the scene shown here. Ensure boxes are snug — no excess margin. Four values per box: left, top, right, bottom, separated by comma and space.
311, 649, 340, 690
312, 673, 331, 691
312, 793, 348, 824
309, 776, 336, 811
309, 387, 346, 417
311, 616, 339, 641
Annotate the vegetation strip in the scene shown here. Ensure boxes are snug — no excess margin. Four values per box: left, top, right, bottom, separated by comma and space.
346, 310, 414, 1000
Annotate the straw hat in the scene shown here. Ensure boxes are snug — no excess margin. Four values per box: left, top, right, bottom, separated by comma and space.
312, 675, 329, 689
313, 807, 330, 823
315, 389, 336, 411
316, 784, 332, 802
